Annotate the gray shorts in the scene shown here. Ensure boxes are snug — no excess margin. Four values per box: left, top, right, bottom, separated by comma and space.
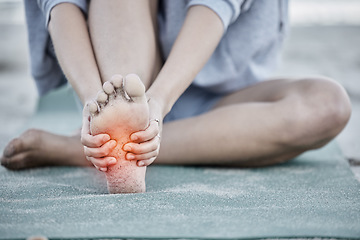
163, 84, 225, 123
71, 83, 224, 123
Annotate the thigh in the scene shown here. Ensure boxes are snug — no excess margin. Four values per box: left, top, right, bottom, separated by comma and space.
212, 78, 296, 109
212, 76, 351, 144
163, 78, 297, 123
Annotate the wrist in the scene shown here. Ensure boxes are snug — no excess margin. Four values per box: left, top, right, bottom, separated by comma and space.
146, 92, 171, 119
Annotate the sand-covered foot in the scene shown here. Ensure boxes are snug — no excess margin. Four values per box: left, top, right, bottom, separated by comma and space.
1, 129, 89, 170
89, 74, 149, 194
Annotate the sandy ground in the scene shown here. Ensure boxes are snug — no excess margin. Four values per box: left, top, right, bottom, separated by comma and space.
0, 2, 359, 180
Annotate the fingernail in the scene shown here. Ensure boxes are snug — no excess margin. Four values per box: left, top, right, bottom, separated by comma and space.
100, 167, 107, 172
127, 154, 135, 160
109, 158, 117, 165
123, 145, 131, 151
110, 140, 117, 147
103, 135, 110, 142
138, 161, 145, 167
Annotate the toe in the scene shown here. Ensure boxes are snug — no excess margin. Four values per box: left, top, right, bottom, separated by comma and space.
0, 155, 8, 167
96, 90, 108, 103
3, 128, 43, 158
124, 74, 146, 103
3, 138, 23, 157
1, 151, 32, 170
96, 90, 108, 109
103, 81, 117, 101
87, 100, 98, 115
110, 74, 123, 88
103, 81, 115, 95
2, 129, 39, 157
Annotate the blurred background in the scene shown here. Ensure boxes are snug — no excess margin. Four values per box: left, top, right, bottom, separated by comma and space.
0, 0, 359, 176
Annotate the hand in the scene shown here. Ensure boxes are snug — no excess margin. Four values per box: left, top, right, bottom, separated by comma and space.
81, 101, 117, 172
123, 96, 163, 167
124, 119, 162, 167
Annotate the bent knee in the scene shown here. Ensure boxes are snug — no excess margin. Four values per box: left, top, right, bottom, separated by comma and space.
305, 77, 351, 128
280, 76, 351, 148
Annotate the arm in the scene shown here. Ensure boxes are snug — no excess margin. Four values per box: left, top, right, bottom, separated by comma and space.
124, 5, 224, 166
49, 3, 114, 164
147, 5, 224, 117
48, 3, 102, 103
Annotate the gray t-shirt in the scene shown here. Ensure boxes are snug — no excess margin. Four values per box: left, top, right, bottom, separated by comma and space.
24, 0, 288, 96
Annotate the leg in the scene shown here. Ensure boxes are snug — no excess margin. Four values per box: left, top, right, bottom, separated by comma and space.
88, 0, 161, 88
1, 0, 161, 173
156, 77, 351, 167
87, 0, 161, 193
1, 130, 91, 170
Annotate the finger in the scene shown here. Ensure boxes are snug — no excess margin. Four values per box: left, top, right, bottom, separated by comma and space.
87, 156, 117, 170
130, 120, 159, 143
81, 102, 92, 136
123, 136, 159, 154
94, 165, 107, 172
81, 103, 111, 147
89, 161, 107, 172
137, 157, 156, 167
126, 149, 159, 161
84, 140, 117, 158
81, 133, 111, 148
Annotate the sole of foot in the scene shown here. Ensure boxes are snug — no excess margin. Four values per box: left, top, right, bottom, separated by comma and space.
89, 74, 149, 194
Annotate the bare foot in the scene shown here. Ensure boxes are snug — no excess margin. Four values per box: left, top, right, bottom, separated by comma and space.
88, 74, 149, 194
1, 129, 90, 170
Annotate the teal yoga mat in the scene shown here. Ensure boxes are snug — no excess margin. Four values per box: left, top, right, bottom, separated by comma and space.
1, 86, 360, 239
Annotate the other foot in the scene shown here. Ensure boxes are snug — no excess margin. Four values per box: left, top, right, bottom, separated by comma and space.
1, 129, 89, 170
89, 74, 149, 194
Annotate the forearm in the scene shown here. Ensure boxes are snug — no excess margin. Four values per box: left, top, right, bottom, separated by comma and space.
48, 3, 102, 104
146, 5, 224, 116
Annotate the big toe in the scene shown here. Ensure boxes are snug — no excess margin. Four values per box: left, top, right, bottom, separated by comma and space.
124, 74, 146, 103
1, 152, 28, 170
3, 138, 24, 158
